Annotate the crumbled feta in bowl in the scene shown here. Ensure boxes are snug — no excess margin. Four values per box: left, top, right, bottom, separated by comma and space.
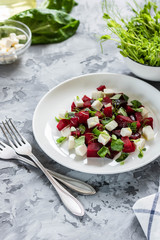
0, 19, 31, 64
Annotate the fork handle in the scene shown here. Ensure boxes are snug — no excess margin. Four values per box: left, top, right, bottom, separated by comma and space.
17, 155, 95, 195
28, 153, 84, 216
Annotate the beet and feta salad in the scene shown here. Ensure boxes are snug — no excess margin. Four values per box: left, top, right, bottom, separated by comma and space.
55, 85, 154, 163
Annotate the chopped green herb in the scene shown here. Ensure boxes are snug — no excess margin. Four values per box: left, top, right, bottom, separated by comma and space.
79, 124, 86, 134
128, 122, 137, 133
56, 136, 67, 144
131, 108, 142, 112
92, 127, 102, 136
97, 146, 110, 158
112, 134, 117, 140
98, 98, 103, 102
120, 161, 125, 165
138, 147, 146, 158
123, 94, 129, 102
75, 136, 85, 148
118, 107, 128, 116
111, 94, 122, 100
65, 112, 71, 119
111, 139, 124, 151
55, 116, 60, 122
76, 96, 80, 101
116, 152, 129, 162
101, 118, 112, 126
89, 110, 97, 117
131, 100, 142, 108
68, 112, 75, 118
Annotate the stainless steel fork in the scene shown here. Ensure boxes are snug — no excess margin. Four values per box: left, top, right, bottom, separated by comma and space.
0, 119, 85, 216
0, 140, 95, 195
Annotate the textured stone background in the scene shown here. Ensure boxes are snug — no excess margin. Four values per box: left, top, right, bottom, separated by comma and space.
0, 0, 160, 239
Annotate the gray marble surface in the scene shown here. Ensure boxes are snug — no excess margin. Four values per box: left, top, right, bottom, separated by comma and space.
0, 0, 160, 239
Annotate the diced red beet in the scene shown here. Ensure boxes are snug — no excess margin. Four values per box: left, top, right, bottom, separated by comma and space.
142, 117, 153, 128
121, 136, 135, 153
87, 143, 103, 157
71, 102, 76, 111
130, 132, 141, 140
71, 129, 81, 137
70, 117, 79, 128
78, 111, 89, 124
135, 112, 143, 122
57, 119, 70, 131
115, 115, 132, 128
103, 96, 112, 105
83, 101, 91, 108
97, 85, 106, 91
85, 132, 96, 145
95, 111, 104, 118
82, 95, 91, 102
103, 106, 112, 117
112, 129, 121, 137
96, 123, 104, 131
135, 121, 141, 129
125, 105, 134, 114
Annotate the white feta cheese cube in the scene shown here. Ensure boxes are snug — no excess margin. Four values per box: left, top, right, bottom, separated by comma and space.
58, 109, 68, 119
103, 88, 115, 97
10, 37, 19, 46
139, 107, 149, 118
9, 33, 17, 39
91, 91, 103, 99
61, 126, 71, 137
87, 116, 99, 129
104, 103, 112, 108
91, 100, 103, 111
1, 38, 12, 49
120, 127, 132, 137
0, 48, 7, 55
105, 120, 118, 131
74, 96, 84, 107
17, 34, 27, 40
14, 44, 24, 50
98, 130, 111, 145
134, 138, 146, 150
68, 136, 75, 150
142, 125, 154, 141
75, 144, 87, 156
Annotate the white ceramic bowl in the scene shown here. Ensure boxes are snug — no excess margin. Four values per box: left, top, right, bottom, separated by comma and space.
0, 19, 31, 64
124, 57, 160, 81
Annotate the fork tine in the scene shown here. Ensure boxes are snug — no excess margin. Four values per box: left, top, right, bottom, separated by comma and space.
8, 119, 27, 144
1, 121, 19, 148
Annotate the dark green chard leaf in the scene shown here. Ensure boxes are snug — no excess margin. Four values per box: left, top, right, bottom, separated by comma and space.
97, 146, 110, 158
116, 152, 129, 162
56, 136, 66, 143
131, 100, 142, 108
122, 94, 129, 102
40, 0, 77, 13
10, 9, 79, 44
111, 139, 124, 151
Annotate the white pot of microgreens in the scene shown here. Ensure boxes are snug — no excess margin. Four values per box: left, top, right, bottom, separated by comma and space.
124, 57, 160, 82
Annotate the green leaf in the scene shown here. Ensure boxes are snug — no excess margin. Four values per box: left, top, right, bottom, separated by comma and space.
138, 147, 146, 158
123, 94, 129, 102
79, 124, 86, 134
103, 13, 110, 20
55, 116, 60, 122
118, 107, 128, 116
111, 94, 122, 100
92, 127, 101, 137
97, 146, 110, 158
128, 122, 137, 133
89, 110, 97, 117
111, 139, 124, 151
131, 107, 143, 112
131, 100, 142, 108
40, 0, 77, 13
116, 152, 129, 162
10, 9, 80, 44
101, 118, 112, 126
75, 136, 85, 148
56, 136, 66, 144
112, 134, 117, 140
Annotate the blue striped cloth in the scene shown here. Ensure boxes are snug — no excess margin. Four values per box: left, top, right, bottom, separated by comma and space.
133, 192, 160, 240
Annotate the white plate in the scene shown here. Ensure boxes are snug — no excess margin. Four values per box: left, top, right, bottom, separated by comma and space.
32, 73, 160, 174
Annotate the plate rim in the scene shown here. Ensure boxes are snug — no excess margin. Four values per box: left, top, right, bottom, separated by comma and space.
32, 72, 160, 174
